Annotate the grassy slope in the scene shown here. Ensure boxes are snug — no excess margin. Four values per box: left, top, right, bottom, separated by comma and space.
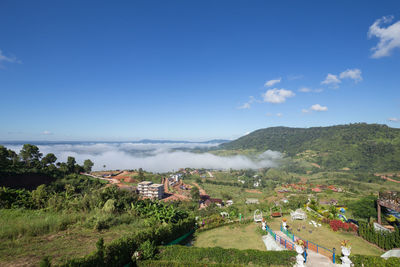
218, 123, 400, 171
0, 209, 147, 266
194, 223, 265, 251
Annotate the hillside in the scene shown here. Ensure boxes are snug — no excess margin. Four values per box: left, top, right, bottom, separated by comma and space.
219, 123, 400, 171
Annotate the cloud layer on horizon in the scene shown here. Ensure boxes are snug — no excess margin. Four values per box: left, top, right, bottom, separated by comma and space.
4, 142, 283, 173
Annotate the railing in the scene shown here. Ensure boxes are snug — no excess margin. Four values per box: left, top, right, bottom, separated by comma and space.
280, 224, 336, 263
265, 225, 295, 250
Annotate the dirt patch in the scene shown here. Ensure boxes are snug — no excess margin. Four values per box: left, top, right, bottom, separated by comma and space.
311, 163, 321, 168
245, 189, 262, 194
192, 182, 206, 195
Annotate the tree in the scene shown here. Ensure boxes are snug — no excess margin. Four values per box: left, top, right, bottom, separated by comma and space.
83, 159, 94, 173
138, 168, 145, 181
19, 144, 42, 167
0, 145, 10, 169
190, 186, 200, 201
67, 156, 76, 173
348, 195, 377, 220
42, 153, 57, 166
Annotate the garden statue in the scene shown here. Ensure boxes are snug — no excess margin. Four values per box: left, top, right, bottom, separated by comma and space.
282, 218, 287, 230
294, 240, 305, 267
340, 240, 352, 267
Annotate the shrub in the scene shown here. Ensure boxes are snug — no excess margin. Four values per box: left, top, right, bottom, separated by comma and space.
329, 220, 357, 232
138, 240, 157, 260
156, 246, 296, 266
349, 254, 400, 267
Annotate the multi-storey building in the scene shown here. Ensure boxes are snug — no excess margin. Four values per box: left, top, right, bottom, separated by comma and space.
137, 181, 164, 200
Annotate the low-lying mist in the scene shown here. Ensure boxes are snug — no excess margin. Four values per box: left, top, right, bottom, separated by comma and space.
5, 142, 282, 173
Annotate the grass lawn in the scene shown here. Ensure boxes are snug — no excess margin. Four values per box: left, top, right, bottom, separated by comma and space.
0, 209, 148, 266
268, 216, 384, 256
194, 223, 266, 251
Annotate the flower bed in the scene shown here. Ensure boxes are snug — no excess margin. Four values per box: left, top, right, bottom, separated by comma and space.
329, 220, 357, 232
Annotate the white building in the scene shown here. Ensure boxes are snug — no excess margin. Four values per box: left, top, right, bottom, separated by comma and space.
137, 181, 164, 200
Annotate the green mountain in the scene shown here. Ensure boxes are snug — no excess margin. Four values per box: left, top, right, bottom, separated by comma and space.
219, 123, 400, 171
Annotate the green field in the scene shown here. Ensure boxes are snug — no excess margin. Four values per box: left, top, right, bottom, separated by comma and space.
194, 223, 266, 251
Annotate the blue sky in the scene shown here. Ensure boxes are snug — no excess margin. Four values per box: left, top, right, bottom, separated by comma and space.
1, 0, 400, 141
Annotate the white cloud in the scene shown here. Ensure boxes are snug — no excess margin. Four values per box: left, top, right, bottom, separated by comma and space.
299, 87, 312, 93
276, 113, 283, 117
237, 96, 255, 109
340, 68, 362, 83
262, 88, 295, 104
298, 87, 323, 93
368, 15, 400, 58
310, 104, 328, 112
321, 74, 341, 87
303, 104, 328, 113
388, 117, 400, 122
287, 74, 304, 80
237, 102, 251, 109
3, 143, 282, 172
42, 130, 53, 135
0, 49, 21, 65
264, 78, 282, 87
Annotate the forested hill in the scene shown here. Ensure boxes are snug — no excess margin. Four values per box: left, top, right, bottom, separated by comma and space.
219, 123, 400, 171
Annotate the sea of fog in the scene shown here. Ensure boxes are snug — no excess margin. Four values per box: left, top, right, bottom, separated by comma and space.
2, 141, 282, 173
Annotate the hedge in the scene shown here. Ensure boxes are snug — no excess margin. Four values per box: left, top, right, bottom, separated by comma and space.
349, 254, 400, 267
358, 222, 400, 250
155, 246, 296, 266
61, 217, 195, 267
138, 260, 242, 267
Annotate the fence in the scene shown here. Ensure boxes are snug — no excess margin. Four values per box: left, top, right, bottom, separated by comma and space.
280, 224, 336, 263
265, 225, 295, 250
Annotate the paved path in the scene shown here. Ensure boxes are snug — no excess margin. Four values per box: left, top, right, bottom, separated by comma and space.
262, 234, 285, 251
275, 231, 338, 267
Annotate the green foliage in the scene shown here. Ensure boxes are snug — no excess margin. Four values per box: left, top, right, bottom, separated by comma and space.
138, 260, 242, 266
61, 217, 195, 267
348, 195, 377, 220
349, 254, 400, 267
39, 256, 52, 267
155, 246, 296, 266
219, 123, 400, 171
83, 159, 94, 173
0, 209, 85, 239
139, 240, 157, 260
358, 222, 400, 250
190, 186, 200, 201
132, 200, 189, 224
0, 187, 33, 208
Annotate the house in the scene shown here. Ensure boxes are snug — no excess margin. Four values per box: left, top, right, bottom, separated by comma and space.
246, 198, 259, 204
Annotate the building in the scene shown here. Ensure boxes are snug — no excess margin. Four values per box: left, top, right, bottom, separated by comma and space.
137, 181, 164, 200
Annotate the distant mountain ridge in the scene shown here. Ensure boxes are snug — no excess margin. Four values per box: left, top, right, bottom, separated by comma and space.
0, 139, 230, 146
219, 123, 400, 171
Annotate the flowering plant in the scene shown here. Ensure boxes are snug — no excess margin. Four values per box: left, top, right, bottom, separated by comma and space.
341, 240, 351, 248
296, 239, 306, 247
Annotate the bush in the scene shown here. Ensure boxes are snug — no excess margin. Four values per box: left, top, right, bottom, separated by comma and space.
138, 240, 157, 260
358, 222, 400, 250
349, 254, 400, 267
329, 220, 357, 232
138, 260, 242, 267
156, 246, 296, 266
